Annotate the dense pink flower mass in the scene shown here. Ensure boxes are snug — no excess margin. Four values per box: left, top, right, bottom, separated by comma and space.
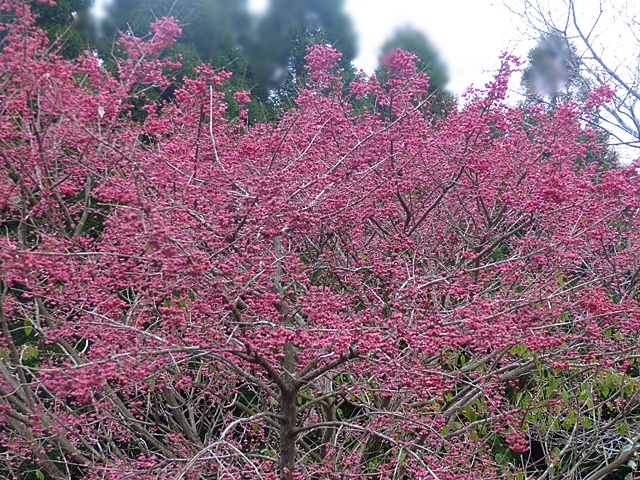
1, 2, 639, 479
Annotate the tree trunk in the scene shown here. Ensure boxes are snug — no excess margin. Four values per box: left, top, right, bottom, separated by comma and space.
279, 384, 297, 480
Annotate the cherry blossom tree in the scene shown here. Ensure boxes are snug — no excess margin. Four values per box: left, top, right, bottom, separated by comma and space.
1, 1, 640, 479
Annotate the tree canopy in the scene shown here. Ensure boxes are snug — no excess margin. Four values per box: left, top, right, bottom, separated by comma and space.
377, 26, 454, 114
247, 0, 357, 106
92, 0, 357, 114
31, 0, 93, 59
520, 33, 583, 105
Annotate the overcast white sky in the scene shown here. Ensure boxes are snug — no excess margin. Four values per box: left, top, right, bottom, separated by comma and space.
93, 0, 529, 95
249, 0, 639, 102
249, 0, 533, 96
94, 0, 638, 99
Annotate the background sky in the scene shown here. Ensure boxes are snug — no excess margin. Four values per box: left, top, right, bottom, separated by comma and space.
94, 0, 638, 99
338, 0, 528, 96
249, 0, 639, 102
249, 0, 532, 97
